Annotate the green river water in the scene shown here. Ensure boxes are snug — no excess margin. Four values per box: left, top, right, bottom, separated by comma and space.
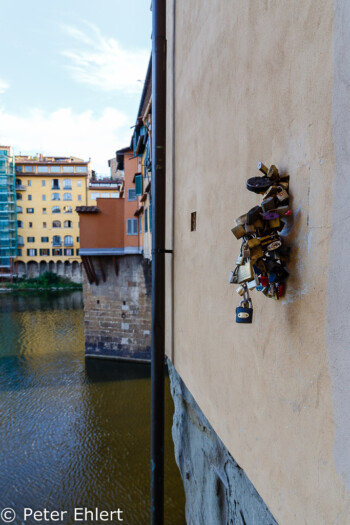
0, 291, 185, 525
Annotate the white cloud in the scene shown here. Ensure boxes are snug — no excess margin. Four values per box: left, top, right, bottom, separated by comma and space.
62, 22, 149, 93
0, 107, 131, 175
0, 80, 9, 94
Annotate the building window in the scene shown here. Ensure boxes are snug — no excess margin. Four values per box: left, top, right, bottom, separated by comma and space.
26, 208, 34, 213
17, 220, 23, 228
91, 192, 99, 200
127, 218, 138, 235
15, 166, 23, 173
128, 189, 136, 201
63, 206, 72, 213
51, 193, 60, 200
42, 195, 46, 201
76, 249, 79, 255
52, 235, 61, 246
50, 166, 61, 173
64, 235, 73, 246
135, 174, 143, 196
77, 180, 82, 187
52, 206, 60, 213
52, 220, 61, 228
29, 222, 33, 228
17, 249, 22, 256
63, 179, 72, 190
17, 236, 24, 246
62, 166, 73, 173
27, 249, 37, 256
28, 180, 31, 187
78, 195, 82, 201
63, 193, 72, 201
64, 220, 72, 228
64, 248, 74, 256
76, 166, 87, 173
52, 179, 60, 190
139, 215, 142, 233
41, 237, 49, 243
76, 236, 79, 242
27, 237, 35, 243
17, 206, 22, 214
24, 166, 34, 172
52, 249, 62, 256
42, 208, 47, 214
43, 222, 47, 228
42, 180, 46, 187
40, 249, 50, 256
16, 193, 22, 201
37, 166, 49, 173
28, 195, 32, 201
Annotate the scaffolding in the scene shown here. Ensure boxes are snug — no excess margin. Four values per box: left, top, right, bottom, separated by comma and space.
0, 147, 17, 280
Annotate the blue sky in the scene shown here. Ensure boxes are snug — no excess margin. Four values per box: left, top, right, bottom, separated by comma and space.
0, 1, 152, 175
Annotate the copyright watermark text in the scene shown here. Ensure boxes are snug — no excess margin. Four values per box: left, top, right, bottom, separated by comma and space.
0, 507, 124, 523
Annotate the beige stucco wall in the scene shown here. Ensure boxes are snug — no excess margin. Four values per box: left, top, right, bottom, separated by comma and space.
165, 1, 350, 523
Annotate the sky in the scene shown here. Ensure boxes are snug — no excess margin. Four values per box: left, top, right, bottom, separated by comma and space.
0, 1, 152, 176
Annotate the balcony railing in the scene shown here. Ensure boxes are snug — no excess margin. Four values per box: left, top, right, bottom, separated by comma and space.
15, 185, 26, 191
52, 242, 62, 247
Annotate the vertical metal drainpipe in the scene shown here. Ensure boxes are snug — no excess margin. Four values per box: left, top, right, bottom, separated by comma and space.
151, 1, 166, 524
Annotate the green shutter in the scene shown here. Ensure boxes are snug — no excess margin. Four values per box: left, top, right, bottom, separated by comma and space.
135, 174, 143, 196
145, 208, 148, 233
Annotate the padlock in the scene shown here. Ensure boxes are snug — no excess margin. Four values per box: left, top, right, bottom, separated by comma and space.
244, 223, 255, 233
266, 238, 282, 251
236, 299, 253, 323
246, 206, 261, 225
276, 186, 289, 203
262, 185, 279, 200
261, 196, 276, 212
250, 245, 264, 264
231, 224, 246, 239
228, 270, 237, 284
234, 213, 248, 226
277, 282, 286, 298
236, 255, 244, 265
260, 275, 269, 287
247, 237, 261, 249
246, 176, 273, 194
237, 260, 253, 283
267, 165, 279, 181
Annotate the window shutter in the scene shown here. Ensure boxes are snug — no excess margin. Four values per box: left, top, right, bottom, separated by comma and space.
145, 209, 148, 233
149, 204, 152, 233
135, 174, 143, 196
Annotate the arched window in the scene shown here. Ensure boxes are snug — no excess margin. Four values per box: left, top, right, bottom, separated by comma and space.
63, 193, 72, 201
63, 206, 72, 213
52, 235, 61, 246
17, 206, 22, 213
64, 235, 73, 246
64, 220, 72, 228
52, 206, 61, 213
51, 193, 60, 200
63, 179, 72, 190
17, 220, 23, 228
16, 193, 22, 200
52, 220, 61, 228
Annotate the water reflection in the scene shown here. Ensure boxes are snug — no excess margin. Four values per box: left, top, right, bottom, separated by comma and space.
0, 292, 185, 525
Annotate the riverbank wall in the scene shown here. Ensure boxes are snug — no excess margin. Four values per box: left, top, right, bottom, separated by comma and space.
83, 255, 151, 361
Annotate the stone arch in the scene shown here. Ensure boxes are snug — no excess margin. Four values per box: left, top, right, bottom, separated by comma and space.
39, 261, 47, 275
27, 260, 39, 278
56, 260, 63, 276
17, 261, 26, 277
48, 260, 55, 273
64, 260, 71, 277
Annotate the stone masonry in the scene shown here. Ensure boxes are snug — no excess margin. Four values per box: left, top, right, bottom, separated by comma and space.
83, 255, 151, 361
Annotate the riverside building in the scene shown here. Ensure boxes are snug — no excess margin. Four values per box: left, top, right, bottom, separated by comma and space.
15, 154, 90, 282
0, 146, 17, 280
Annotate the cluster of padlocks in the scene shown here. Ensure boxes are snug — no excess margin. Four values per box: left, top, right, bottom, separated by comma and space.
229, 162, 291, 323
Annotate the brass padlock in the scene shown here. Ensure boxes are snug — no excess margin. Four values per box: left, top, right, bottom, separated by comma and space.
231, 224, 246, 239
237, 261, 253, 283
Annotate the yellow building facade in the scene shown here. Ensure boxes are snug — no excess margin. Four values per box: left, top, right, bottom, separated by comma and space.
15, 155, 90, 281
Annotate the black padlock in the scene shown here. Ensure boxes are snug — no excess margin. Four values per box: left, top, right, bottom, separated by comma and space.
236, 299, 253, 323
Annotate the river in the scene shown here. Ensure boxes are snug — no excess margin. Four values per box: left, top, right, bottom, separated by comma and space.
0, 291, 185, 525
